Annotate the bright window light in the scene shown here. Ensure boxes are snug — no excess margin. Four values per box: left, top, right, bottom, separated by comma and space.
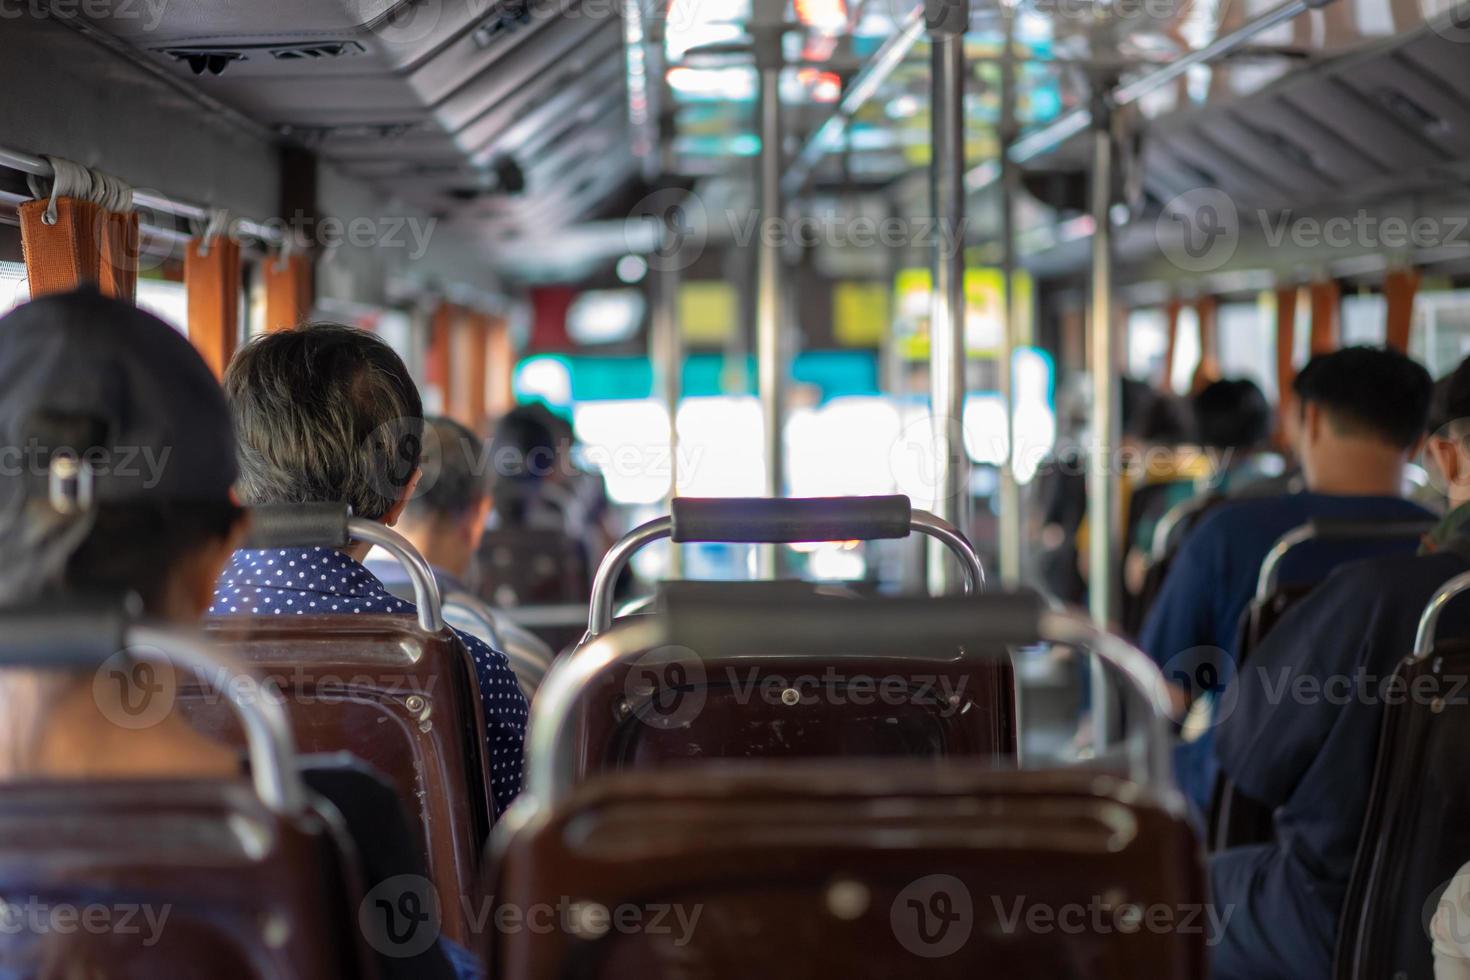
573, 399, 672, 506
0, 263, 28, 317
136, 278, 189, 337
567, 289, 647, 346
514, 355, 574, 408
785, 396, 902, 497
665, 0, 749, 59
676, 396, 765, 497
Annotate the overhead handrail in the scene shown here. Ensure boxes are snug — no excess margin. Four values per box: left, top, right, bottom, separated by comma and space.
0, 603, 307, 816
0, 143, 283, 245
1254, 520, 1435, 601
511, 593, 1181, 817
243, 503, 445, 633
583, 496, 986, 638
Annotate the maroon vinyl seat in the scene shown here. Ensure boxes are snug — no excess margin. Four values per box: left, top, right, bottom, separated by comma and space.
487, 765, 1206, 980
0, 779, 374, 979
475, 528, 591, 609
572, 641, 1017, 779
180, 615, 492, 944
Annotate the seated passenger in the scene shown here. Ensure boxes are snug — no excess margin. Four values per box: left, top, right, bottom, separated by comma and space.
368, 416, 552, 698
1141, 346, 1434, 812
0, 291, 466, 980
1435, 863, 1470, 980
210, 324, 528, 817
1210, 354, 1470, 980
1192, 377, 1282, 494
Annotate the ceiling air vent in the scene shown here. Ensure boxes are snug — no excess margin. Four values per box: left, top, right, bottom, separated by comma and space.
472, 0, 534, 49
158, 41, 364, 76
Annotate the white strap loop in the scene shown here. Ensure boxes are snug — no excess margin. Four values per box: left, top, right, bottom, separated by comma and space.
23, 157, 134, 225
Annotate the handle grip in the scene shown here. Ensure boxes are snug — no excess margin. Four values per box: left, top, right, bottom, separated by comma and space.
670, 495, 913, 544
0, 601, 131, 670
243, 503, 352, 550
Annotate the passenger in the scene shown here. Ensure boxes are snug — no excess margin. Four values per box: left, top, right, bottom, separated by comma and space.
0, 291, 467, 980
1210, 354, 1470, 980
1192, 377, 1281, 494
211, 324, 528, 817
368, 416, 552, 698
1141, 346, 1434, 813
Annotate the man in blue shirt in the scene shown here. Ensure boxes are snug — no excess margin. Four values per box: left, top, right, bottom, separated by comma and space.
1209, 354, 1470, 980
209, 324, 528, 819
1141, 346, 1434, 813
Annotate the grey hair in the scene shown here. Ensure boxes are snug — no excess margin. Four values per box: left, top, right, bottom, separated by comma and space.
224, 323, 425, 521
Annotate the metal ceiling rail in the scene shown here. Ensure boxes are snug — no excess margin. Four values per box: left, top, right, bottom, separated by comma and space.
781, 3, 928, 198
967, 0, 1331, 185
0, 143, 284, 245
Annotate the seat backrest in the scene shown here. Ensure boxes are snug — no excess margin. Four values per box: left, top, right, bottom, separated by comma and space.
0, 779, 371, 979
1334, 640, 1470, 979
569, 603, 1016, 779
475, 528, 590, 609
182, 615, 492, 945
487, 766, 1206, 980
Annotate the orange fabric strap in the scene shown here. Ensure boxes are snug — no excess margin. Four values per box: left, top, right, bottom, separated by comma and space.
185, 236, 243, 378
1384, 268, 1420, 353
1159, 298, 1181, 391
426, 302, 454, 413
1190, 295, 1221, 394
262, 253, 313, 332
18, 196, 139, 302
1274, 285, 1299, 449
1309, 279, 1340, 355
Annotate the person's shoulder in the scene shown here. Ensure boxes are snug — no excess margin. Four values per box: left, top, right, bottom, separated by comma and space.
1179, 495, 1288, 548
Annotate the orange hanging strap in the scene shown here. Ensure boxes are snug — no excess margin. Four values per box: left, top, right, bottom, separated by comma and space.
425, 302, 454, 415
1160, 297, 1181, 392
262, 249, 314, 332
1384, 267, 1420, 353
184, 226, 242, 378
1309, 279, 1340, 355
17, 159, 140, 303
1191, 295, 1221, 393
1274, 285, 1299, 450
18, 196, 105, 299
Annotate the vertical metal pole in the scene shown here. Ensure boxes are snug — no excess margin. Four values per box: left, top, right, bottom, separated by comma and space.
927, 0, 970, 596
997, 0, 1022, 587
1086, 97, 1119, 744
653, 215, 684, 577
754, 4, 785, 578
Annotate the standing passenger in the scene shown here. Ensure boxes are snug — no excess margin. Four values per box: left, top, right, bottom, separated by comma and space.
211, 325, 528, 817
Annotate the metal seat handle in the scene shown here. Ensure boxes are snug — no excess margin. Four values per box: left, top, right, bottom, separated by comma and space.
243, 503, 445, 633
584, 498, 986, 637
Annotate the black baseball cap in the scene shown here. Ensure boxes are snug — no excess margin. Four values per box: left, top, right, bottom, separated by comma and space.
0, 287, 237, 512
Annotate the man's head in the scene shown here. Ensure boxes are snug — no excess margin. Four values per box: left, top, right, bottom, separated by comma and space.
0, 289, 246, 620
397, 416, 492, 579
1193, 378, 1271, 452
1291, 346, 1432, 493
224, 324, 424, 527
1425, 358, 1470, 509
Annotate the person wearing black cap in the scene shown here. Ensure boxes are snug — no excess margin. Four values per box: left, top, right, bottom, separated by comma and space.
0, 287, 248, 781
0, 289, 469, 980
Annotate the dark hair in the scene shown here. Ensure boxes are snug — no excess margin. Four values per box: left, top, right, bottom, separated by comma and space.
224, 324, 424, 521
490, 405, 562, 482
1292, 346, 1432, 450
1122, 379, 1195, 446
1192, 378, 1272, 450
403, 416, 489, 525
0, 499, 241, 613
